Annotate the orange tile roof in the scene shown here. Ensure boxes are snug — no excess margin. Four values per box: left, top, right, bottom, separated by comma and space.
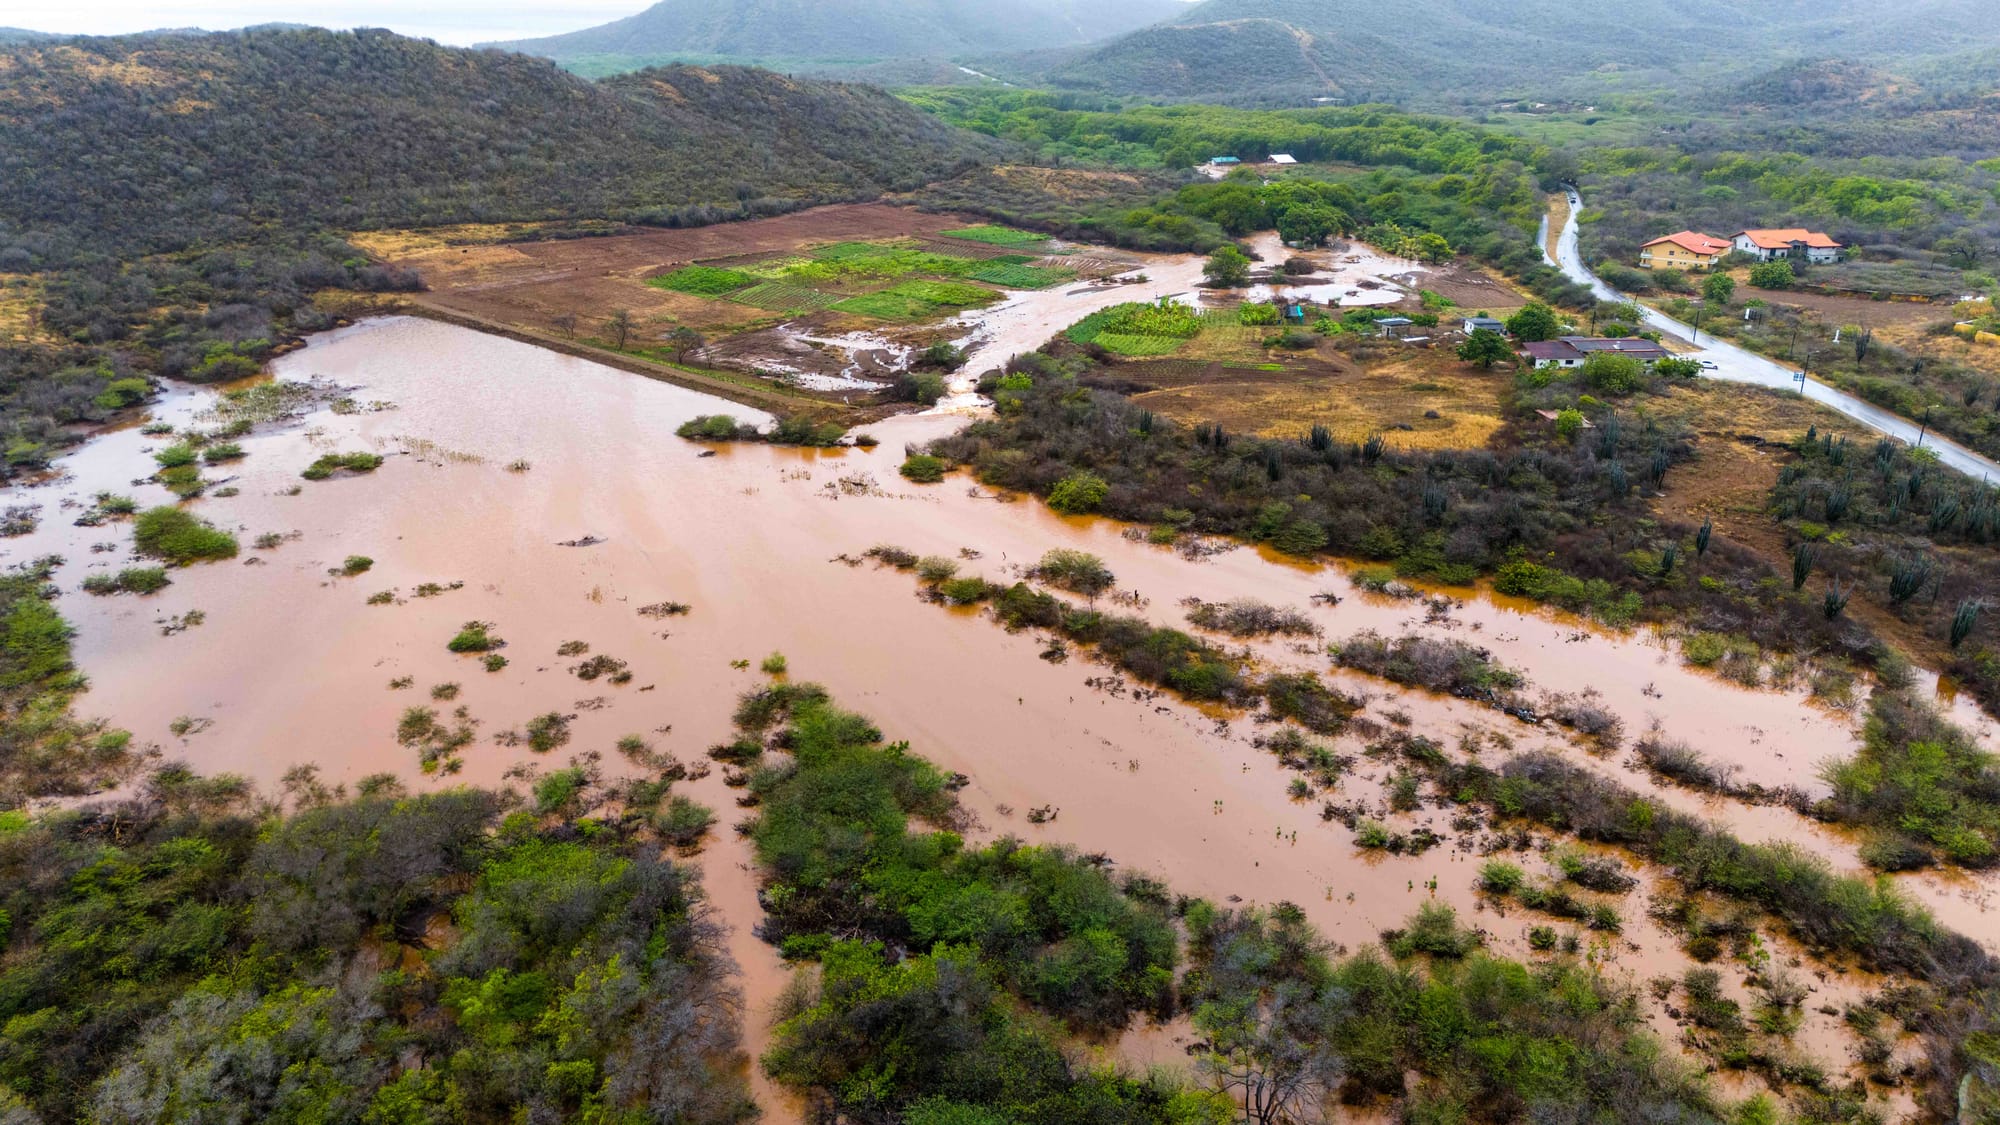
1642, 230, 1731, 255
1734, 228, 1842, 249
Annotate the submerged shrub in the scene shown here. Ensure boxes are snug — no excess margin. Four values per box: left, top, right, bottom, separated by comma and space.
132, 507, 238, 564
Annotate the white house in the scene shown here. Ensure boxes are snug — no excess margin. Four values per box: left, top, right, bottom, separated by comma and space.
1732, 229, 1843, 264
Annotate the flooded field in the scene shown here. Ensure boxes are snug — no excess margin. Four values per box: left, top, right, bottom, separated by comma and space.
9, 316, 1994, 1120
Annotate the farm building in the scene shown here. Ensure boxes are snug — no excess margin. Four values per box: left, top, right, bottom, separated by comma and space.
1267, 153, 1298, 164
1638, 231, 1730, 270
1520, 336, 1669, 368
1733, 229, 1843, 264
1208, 156, 1242, 167
1461, 316, 1506, 335
1374, 316, 1414, 338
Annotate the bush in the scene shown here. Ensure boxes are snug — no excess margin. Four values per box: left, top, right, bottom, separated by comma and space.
447, 621, 502, 653
301, 451, 384, 480
201, 442, 246, 463
656, 795, 716, 849
676, 414, 755, 441
1748, 260, 1796, 290
1028, 549, 1115, 597
81, 567, 172, 596
132, 507, 238, 564
1045, 471, 1109, 514
899, 454, 946, 483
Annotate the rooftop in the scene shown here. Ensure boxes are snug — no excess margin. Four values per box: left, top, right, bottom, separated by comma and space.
1735, 228, 1842, 250
1642, 230, 1731, 255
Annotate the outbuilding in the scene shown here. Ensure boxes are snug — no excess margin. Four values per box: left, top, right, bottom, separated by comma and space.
1462, 316, 1506, 335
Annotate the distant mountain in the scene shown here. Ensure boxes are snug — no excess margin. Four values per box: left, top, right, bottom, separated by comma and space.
491, 0, 1187, 73
0, 27, 1005, 263
1037, 0, 2000, 104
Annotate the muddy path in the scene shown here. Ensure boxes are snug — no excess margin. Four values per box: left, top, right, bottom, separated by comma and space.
7, 316, 1985, 1121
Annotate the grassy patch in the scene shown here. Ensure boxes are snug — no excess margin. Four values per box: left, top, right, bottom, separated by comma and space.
830, 280, 998, 320
301, 451, 384, 480
132, 507, 238, 565
941, 224, 1049, 247
80, 567, 171, 596
968, 261, 1072, 289
648, 265, 755, 295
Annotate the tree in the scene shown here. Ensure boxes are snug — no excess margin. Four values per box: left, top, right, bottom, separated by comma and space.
1748, 260, 1795, 290
1456, 328, 1513, 369
551, 312, 578, 340
668, 326, 704, 364
1655, 357, 1703, 378
604, 309, 634, 350
1506, 302, 1560, 342
1204, 245, 1251, 288
1702, 272, 1736, 306
1275, 204, 1338, 248
1937, 233, 1985, 269
1581, 352, 1645, 394
1413, 232, 1453, 264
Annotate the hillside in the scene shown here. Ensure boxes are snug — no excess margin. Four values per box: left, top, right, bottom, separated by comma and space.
491, 0, 1185, 74
0, 27, 1004, 264
1039, 0, 2000, 104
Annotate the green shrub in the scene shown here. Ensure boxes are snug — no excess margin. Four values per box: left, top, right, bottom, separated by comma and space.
338, 555, 373, 577
201, 442, 246, 463
447, 621, 502, 653
676, 414, 753, 441
132, 507, 238, 564
301, 451, 384, 480
1046, 471, 1109, 514
152, 443, 197, 469
899, 455, 946, 483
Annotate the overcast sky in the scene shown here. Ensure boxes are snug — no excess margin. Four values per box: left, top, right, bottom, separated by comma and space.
0, 1, 653, 44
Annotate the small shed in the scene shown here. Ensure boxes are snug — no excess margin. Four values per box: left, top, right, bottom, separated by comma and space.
1374, 316, 1414, 338
1208, 156, 1242, 166
1268, 153, 1299, 165
1462, 316, 1506, 335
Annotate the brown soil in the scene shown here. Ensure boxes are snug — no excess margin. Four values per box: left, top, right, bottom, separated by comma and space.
1417, 262, 1532, 314
1732, 278, 1951, 330
379, 203, 978, 342
1129, 345, 1510, 449
1544, 193, 1569, 263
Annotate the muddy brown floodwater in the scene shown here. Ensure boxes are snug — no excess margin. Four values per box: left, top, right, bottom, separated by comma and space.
8, 315, 1990, 1121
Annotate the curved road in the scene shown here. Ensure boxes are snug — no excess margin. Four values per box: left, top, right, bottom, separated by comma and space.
1542, 190, 1999, 482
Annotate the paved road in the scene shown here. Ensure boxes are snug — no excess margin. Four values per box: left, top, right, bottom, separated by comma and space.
1541, 190, 1999, 482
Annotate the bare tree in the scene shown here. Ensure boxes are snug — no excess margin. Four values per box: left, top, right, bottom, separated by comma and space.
668, 325, 705, 365
551, 312, 578, 340
605, 309, 634, 350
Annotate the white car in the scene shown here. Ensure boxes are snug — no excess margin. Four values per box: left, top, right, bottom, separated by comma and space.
1698, 360, 1719, 371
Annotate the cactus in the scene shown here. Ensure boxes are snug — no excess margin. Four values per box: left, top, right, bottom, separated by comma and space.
1823, 580, 1851, 621
1136, 409, 1154, 436
1888, 554, 1934, 605
1362, 434, 1385, 463
1659, 542, 1678, 577
1824, 485, 1851, 524
1951, 599, 1982, 649
1308, 423, 1332, 452
1695, 517, 1713, 559
1792, 543, 1815, 591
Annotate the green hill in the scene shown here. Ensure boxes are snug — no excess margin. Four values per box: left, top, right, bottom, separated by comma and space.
0, 27, 1003, 262
491, 0, 1186, 75
1039, 0, 2000, 104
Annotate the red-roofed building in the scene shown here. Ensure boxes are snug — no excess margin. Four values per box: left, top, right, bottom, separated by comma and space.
1520, 337, 1671, 368
1732, 229, 1843, 264
1639, 231, 1731, 271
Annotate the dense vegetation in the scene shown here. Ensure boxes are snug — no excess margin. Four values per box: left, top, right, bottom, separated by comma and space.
0, 559, 138, 809
0, 773, 752, 1123
1022, 0, 2000, 107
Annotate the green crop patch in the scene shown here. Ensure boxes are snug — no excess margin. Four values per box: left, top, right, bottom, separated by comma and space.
969, 262, 1074, 289
831, 280, 999, 320
1095, 333, 1187, 357
727, 281, 842, 312
942, 224, 1050, 247
648, 265, 755, 295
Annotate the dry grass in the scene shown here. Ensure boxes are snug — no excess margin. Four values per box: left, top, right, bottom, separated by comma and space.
348, 224, 555, 257
0, 275, 45, 343
1133, 349, 1510, 450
